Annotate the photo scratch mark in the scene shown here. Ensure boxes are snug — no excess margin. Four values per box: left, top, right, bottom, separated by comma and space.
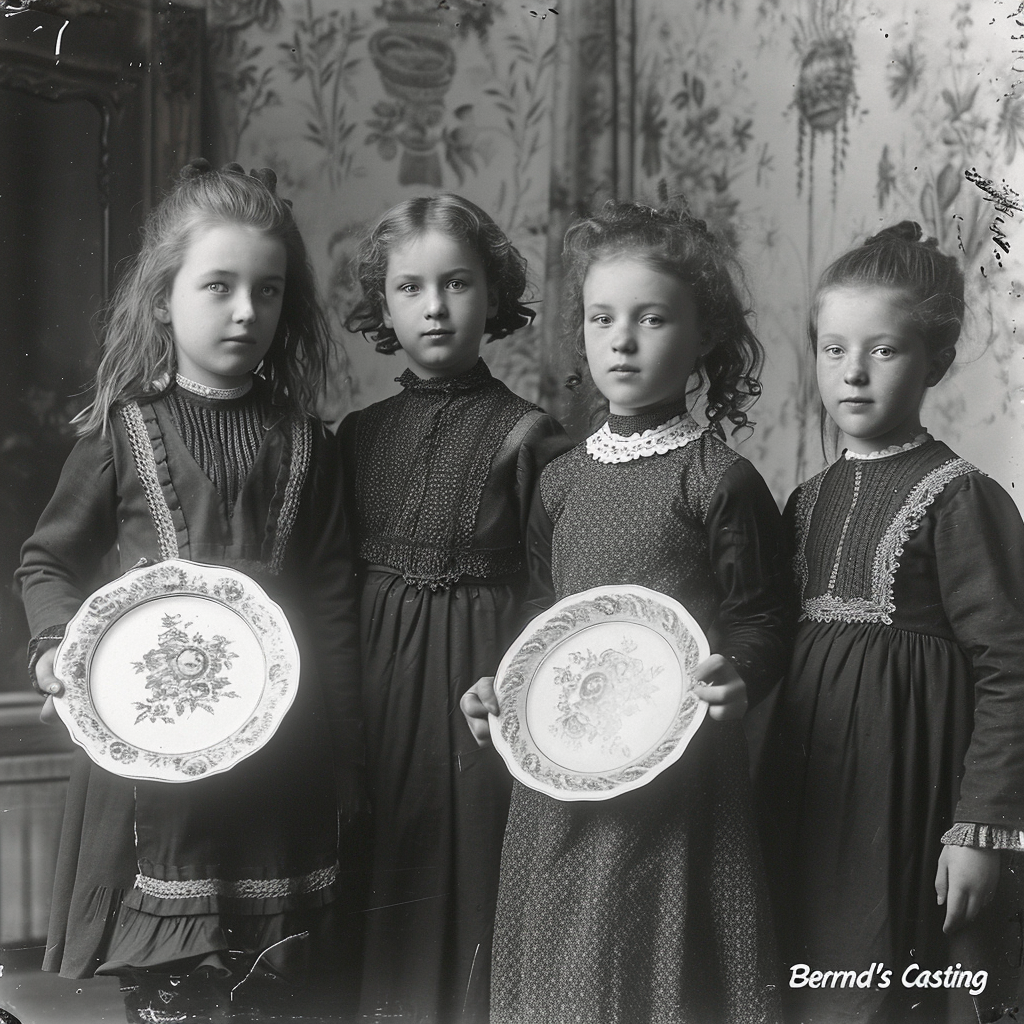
965, 166, 1021, 266
54, 17, 68, 60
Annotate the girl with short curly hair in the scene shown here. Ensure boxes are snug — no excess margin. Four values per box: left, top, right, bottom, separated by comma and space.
340, 192, 566, 1024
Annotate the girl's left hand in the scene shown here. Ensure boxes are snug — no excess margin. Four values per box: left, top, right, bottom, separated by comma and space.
691, 654, 749, 721
935, 845, 1000, 934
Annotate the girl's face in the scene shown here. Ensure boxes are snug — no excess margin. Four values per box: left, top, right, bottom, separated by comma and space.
583, 256, 708, 417
816, 285, 947, 455
382, 228, 498, 378
157, 222, 286, 389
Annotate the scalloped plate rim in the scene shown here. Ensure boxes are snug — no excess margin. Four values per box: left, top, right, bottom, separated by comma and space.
52, 558, 300, 783
489, 584, 710, 802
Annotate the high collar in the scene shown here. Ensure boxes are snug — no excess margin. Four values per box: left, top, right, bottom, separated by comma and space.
170, 375, 264, 410
606, 399, 690, 437
396, 358, 493, 394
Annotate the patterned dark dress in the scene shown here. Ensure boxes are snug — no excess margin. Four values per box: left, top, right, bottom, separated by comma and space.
17, 382, 363, 1007
764, 439, 1024, 1024
491, 407, 787, 1024
339, 359, 567, 1024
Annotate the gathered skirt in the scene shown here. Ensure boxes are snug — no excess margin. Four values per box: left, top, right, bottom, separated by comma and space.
763, 619, 1023, 1023
358, 569, 518, 1024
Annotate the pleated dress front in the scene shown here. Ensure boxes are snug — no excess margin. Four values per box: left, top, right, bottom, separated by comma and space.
18, 383, 364, 1002
340, 359, 566, 1024
764, 439, 1024, 1024
491, 409, 787, 1024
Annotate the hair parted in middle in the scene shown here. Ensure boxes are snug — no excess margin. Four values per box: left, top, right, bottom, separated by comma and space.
344, 192, 535, 354
562, 198, 764, 434
77, 159, 332, 436
809, 220, 966, 356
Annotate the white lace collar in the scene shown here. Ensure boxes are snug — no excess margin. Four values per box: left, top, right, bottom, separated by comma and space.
843, 432, 932, 462
586, 412, 705, 464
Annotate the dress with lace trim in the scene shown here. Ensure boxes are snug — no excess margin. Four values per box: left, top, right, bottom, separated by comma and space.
586, 412, 705, 464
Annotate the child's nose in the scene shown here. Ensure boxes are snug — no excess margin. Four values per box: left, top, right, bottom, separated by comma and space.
425, 289, 448, 318
233, 293, 256, 324
611, 327, 637, 352
844, 358, 868, 384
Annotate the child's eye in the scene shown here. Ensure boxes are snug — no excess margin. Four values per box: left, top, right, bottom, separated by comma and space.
591, 314, 612, 326
821, 345, 844, 357
446, 279, 466, 291
873, 346, 895, 358
399, 283, 419, 294
260, 285, 280, 298
207, 282, 228, 294
640, 314, 664, 327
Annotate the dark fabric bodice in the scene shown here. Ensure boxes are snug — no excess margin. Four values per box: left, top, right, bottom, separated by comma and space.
540, 432, 734, 624
17, 386, 364, 916
341, 359, 564, 589
791, 440, 978, 639
785, 439, 1024, 829
527, 423, 789, 705
164, 386, 266, 510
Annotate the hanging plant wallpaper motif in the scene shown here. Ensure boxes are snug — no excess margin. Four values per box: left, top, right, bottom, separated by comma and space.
364, 0, 502, 187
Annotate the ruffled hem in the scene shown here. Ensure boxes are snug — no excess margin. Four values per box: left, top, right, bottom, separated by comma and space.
97, 900, 342, 977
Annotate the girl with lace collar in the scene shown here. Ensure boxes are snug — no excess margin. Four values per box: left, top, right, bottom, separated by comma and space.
340, 193, 567, 1024
462, 199, 787, 1024
19, 161, 364, 1020
762, 222, 1024, 1023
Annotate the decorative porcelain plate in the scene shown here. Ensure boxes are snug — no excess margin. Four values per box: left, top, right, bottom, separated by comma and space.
53, 559, 300, 783
490, 585, 710, 801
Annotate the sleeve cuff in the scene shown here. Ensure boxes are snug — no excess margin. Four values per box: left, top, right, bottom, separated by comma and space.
941, 822, 1024, 851
27, 625, 66, 693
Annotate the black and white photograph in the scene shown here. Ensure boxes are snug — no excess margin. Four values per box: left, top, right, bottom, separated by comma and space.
0, 0, 1022, 1021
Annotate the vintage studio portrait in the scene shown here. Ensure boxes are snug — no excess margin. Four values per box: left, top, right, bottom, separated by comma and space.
0, 0, 1022, 1022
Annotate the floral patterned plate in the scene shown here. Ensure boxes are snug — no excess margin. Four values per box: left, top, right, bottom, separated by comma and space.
490, 585, 709, 801
53, 559, 300, 783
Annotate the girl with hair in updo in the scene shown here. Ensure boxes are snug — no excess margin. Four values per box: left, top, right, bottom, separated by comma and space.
461, 198, 787, 1024
19, 160, 364, 1021
763, 222, 1024, 1023
341, 192, 567, 1024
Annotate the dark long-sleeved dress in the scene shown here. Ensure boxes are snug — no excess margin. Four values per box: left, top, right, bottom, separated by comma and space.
764, 439, 1024, 1023
339, 359, 567, 1024
491, 408, 787, 1024
17, 382, 363, 997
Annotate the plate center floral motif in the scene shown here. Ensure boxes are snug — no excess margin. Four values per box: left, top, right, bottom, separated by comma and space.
550, 640, 661, 760
132, 613, 240, 726
174, 646, 209, 678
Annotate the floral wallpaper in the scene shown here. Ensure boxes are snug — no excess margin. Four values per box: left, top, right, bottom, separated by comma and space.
205, 0, 1024, 509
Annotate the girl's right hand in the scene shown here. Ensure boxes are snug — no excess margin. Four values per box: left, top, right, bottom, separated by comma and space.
34, 646, 63, 696
460, 677, 498, 747
34, 648, 64, 726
